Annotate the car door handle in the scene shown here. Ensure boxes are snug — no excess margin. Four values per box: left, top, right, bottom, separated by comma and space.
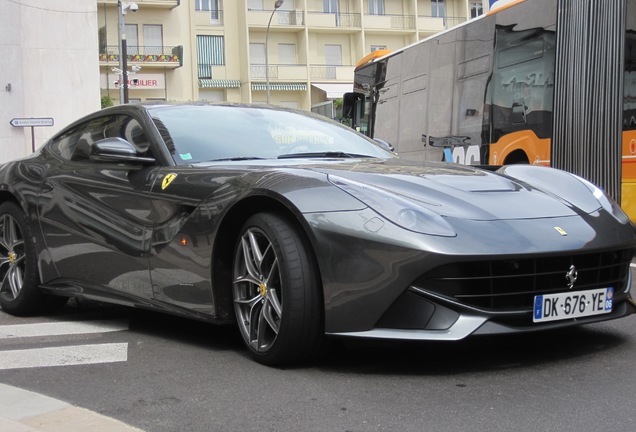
41, 181, 54, 192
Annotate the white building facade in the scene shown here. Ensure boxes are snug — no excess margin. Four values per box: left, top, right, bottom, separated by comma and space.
0, 0, 101, 163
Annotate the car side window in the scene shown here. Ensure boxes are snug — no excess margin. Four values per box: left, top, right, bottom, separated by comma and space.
49, 115, 154, 162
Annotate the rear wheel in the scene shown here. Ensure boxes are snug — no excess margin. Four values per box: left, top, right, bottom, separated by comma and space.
232, 212, 322, 366
0, 202, 67, 315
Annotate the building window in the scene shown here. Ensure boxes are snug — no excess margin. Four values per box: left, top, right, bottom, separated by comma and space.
247, 0, 263, 11
195, 0, 218, 12
279, 44, 297, 65
250, 43, 266, 78
125, 24, 138, 55
369, 0, 384, 15
197, 35, 225, 78
325, 44, 342, 65
432, 0, 445, 18
470, 1, 484, 18
323, 0, 338, 13
250, 43, 266, 64
143, 25, 163, 56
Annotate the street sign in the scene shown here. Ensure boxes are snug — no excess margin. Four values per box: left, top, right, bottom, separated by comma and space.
10, 117, 54, 153
10, 117, 54, 127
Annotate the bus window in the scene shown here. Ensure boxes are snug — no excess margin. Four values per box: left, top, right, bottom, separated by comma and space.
489, 28, 555, 144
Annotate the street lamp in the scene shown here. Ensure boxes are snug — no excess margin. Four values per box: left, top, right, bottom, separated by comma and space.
265, 0, 284, 104
117, 2, 139, 104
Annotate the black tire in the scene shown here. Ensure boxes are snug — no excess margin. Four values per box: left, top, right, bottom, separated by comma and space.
232, 212, 323, 366
0, 202, 67, 315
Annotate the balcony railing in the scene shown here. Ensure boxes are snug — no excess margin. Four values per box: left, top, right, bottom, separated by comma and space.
97, 0, 180, 8
441, 15, 468, 29
247, 9, 304, 26
364, 14, 416, 30
277, 11, 304, 25
100, 45, 183, 67
250, 65, 278, 80
306, 12, 361, 28
310, 65, 355, 81
250, 64, 308, 80
208, 10, 224, 25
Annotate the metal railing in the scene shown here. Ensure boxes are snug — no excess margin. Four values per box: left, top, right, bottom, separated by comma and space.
417, 15, 468, 29
307, 11, 361, 28
276, 10, 304, 25
209, 9, 224, 25
365, 13, 416, 30
250, 64, 278, 80
100, 45, 182, 63
310, 66, 337, 80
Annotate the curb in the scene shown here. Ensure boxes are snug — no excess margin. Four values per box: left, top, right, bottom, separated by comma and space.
0, 383, 143, 432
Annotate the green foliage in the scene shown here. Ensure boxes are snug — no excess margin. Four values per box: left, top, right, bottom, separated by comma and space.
101, 95, 114, 109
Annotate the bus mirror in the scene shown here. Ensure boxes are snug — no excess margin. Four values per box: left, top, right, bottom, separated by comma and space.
343, 92, 364, 119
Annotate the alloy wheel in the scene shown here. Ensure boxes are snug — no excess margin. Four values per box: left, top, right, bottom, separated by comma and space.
0, 213, 26, 301
233, 227, 283, 353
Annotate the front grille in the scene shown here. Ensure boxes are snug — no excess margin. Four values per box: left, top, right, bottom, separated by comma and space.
413, 248, 633, 311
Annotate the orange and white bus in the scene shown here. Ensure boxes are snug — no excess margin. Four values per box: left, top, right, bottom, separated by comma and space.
344, 0, 636, 220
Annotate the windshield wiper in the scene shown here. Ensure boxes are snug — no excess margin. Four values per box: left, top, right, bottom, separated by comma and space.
278, 152, 372, 159
206, 157, 268, 162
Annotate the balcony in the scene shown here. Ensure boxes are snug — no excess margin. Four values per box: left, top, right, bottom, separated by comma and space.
247, 9, 304, 28
364, 14, 416, 33
97, 0, 180, 9
306, 12, 361, 30
99, 45, 183, 68
250, 64, 308, 81
194, 9, 224, 26
309, 65, 355, 81
441, 15, 469, 30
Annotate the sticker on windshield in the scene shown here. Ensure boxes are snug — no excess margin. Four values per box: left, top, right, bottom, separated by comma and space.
268, 126, 335, 146
180, 153, 192, 160
162, 173, 178, 190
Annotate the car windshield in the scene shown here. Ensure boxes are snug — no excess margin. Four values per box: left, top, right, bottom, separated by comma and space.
148, 104, 394, 164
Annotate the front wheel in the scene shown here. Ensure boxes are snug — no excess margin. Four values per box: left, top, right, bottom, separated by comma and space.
0, 202, 67, 315
232, 212, 322, 366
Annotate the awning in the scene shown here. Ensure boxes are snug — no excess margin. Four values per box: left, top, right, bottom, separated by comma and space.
199, 79, 241, 88
251, 83, 307, 91
311, 83, 353, 99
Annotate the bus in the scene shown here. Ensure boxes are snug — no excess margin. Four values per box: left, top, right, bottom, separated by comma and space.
343, 0, 636, 220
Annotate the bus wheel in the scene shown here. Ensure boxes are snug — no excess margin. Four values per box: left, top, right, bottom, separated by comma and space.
505, 151, 529, 165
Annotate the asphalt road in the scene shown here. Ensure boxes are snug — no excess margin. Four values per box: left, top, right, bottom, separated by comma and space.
1, 292, 636, 432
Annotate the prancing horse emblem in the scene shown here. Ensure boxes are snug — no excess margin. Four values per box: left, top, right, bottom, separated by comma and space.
565, 265, 578, 289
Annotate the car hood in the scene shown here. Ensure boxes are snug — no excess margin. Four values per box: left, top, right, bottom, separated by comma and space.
309, 159, 595, 221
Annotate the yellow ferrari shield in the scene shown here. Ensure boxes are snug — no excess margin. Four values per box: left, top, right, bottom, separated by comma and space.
162, 173, 178, 190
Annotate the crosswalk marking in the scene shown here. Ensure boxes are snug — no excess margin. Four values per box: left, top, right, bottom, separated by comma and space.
0, 343, 128, 370
0, 319, 128, 339
0, 318, 130, 370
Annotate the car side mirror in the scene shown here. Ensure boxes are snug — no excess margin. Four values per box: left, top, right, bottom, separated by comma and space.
374, 138, 395, 153
89, 137, 155, 164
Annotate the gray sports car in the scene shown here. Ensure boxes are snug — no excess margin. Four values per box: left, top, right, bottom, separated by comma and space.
0, 103, 634, 365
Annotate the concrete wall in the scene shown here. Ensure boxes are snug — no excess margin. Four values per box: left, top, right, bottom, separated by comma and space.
0, 0, 100, 163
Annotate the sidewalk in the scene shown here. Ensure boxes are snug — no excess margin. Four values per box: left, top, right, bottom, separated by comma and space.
0, 383, 143, 432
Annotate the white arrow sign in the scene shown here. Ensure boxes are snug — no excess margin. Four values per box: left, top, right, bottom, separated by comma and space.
10, 117, 54, 127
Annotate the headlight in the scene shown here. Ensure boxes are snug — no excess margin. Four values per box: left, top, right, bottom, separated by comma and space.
500, 165, 631, 225
574, 175, 631, 224
329, 175, 456, 237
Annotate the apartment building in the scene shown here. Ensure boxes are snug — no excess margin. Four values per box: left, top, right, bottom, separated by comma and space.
98, 0, 484, 112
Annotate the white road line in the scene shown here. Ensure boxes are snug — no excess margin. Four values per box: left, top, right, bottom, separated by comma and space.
0, 343, 128, 370
0, 319, 128, 339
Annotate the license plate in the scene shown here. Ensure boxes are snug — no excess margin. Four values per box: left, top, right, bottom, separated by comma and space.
533, 288, 613, 323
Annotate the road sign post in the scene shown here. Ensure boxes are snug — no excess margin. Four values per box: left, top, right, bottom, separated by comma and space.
9, 117, 54, 153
